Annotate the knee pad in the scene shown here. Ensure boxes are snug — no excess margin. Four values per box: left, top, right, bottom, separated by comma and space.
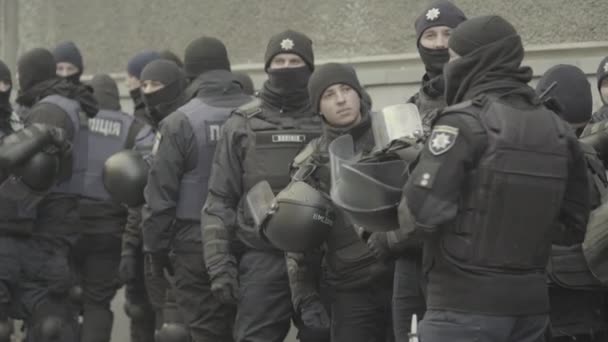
29, 300, 78, 342
68, 285, 83, 304
40, 316, 64, 341
124, 300, 151, 321
155, 323, 190, 342
0, 319, 12, 342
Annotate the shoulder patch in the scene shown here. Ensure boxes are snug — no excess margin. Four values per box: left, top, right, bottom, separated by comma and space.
428, 125, 458, 156
233, 98, 263, 119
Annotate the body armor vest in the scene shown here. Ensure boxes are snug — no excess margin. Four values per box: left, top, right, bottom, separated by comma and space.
240, 104, 322, 194
175, 98, 234, 221
82, 109, 134, 201
441, 97, 569, 272
0, 128, 37, 235
39, 95, 89, 195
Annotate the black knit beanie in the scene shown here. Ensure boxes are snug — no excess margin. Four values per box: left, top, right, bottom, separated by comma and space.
415, 1, 467, 45
127, 50, 161, 79
183, 36, 231, 79
264, 30, 314, 71
308, 63, 363, 114
53, 41, 83, 71
449, 15, 518, 57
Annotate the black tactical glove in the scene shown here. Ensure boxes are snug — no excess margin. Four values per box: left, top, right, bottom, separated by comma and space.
367, 232, 392, 261
145, 251, 174, 278
210, 268, 239, 305
298, 297, 330, 341
119, 253, 138, 283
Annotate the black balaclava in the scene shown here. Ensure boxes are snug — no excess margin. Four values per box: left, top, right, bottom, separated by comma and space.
444, 15, 537, 106
52, 41, 83, 84
415, 1, 466, 79
596, 56, 608, 105
140, 60, 187, 124
0, 60, 12, 118
160, 50, 184, 68
233, 71, 255, 95
536, 64, 592, 136
183, 37, 231, 80
16, 48, 59, 107
89, 74, 121, 111
18, 48, 57, 94
260, 30, 314, 113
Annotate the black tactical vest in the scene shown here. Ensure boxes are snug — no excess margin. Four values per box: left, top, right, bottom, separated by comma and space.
0, 127, 37, 235
175, 98, 235, 221
82, 109, 134, 201
240, 101, 322, 194
441, 97, 570, 272
39, 95, 89, 195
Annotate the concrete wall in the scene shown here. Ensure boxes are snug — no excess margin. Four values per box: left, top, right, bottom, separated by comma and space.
4, 0, 608, 74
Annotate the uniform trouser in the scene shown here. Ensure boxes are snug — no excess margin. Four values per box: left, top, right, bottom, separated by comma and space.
330, 282, 394, 342
392, 254, 426, 342
0, 236, 78, 342
419, 310, 548, 342
235, 249, 293, 342
171, 244, 234, 341
72, 232, 122, 342
125, 250, 156, 342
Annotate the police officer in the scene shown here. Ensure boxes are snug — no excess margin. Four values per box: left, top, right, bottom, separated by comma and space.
201, 30, 322, 341
72, 73, 143, 342
15, 47, 99, 341
405, 1, 466, 128
396, 16, 590, 342
53, 41, 84, 84
142, 37, 250, 341
119, 50, 164, 342
370, 4, 467, 339
287, 63, 394, 342
135, 59, 191, 341
0, 59, 71, 342
590, 56, 608, 123
536, 64, 608, 342
126, 50, 162, 122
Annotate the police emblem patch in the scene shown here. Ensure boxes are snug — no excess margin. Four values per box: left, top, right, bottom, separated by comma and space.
426, 8, 440, 21
428, 125, 458, 155
280, 38, 295, 50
